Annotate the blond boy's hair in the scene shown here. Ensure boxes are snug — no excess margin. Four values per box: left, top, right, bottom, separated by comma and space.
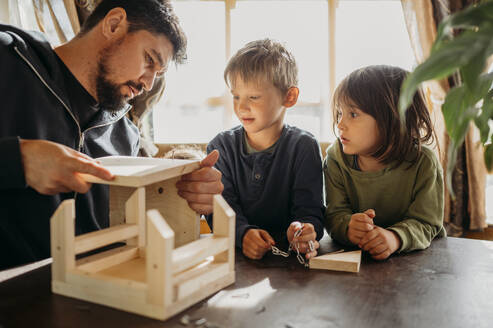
224, 39, 298, 94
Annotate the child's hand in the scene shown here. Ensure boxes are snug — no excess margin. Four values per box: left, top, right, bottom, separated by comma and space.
242, 229, 275, 260
347, 209, 375, 245
287, 222, 320, 259
359, 227, 402, 260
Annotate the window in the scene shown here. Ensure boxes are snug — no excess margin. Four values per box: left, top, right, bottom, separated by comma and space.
152, 0, 414, 143
152, 1, 226, 143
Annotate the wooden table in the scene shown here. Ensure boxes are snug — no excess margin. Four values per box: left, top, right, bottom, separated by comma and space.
1, 236, 493, 328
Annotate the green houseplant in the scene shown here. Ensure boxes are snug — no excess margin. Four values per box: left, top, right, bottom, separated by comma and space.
399, 1, 493, 191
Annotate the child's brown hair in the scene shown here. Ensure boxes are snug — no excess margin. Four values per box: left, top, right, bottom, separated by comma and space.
332, 65, 435, 167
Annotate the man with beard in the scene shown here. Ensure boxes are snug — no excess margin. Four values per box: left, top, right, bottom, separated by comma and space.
0, 0, 223, 269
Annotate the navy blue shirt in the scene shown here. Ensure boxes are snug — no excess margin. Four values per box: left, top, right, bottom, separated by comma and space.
207, 125, 325, 248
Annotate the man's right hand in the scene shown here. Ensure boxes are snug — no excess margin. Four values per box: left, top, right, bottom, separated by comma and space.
20, 139, 114, 195
242, 228, 275, 260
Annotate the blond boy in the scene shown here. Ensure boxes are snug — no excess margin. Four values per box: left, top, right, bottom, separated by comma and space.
207, 39, 325, 260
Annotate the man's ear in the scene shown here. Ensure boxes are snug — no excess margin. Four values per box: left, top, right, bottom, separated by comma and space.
283, 87, 299, 108
101, 7, 128, 40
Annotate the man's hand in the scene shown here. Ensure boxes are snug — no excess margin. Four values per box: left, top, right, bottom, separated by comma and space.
176, 150, 224, 215
242, 228, 275, 260
359, 227, 402, 260
347, 209, 375, 245
20, 139, 113, 195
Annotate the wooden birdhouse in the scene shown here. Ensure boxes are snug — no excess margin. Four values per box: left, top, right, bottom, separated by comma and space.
49, 156, 236, 320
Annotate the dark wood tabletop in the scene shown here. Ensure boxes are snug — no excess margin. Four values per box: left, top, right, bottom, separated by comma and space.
1, 236, 493, 328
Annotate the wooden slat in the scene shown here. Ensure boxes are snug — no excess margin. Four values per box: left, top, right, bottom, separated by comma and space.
211, 195, 235, 271
50, 199, 75, 282
80, 158, 200, 187
173, 262, 229, 301
125, 187, 146, 249
146, 209, 174, 307
74, 224, 138, 255
172, 236, 228, 274
76, 245, 139, 273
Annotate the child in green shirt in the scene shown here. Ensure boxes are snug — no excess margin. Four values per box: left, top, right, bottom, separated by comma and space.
324, 65, 445, 260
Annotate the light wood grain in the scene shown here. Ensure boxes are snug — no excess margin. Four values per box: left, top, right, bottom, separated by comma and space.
49, 171, 235, 321
80, 157, 200, 187
147, 209, 174, 307
211, 195, 235, 271
172, 236, 228, 274
76, 245, 139, 273
125, 187, 146, 250
50, 199, 75, 282
309, 250, 361, 273
74, 224, 138, 255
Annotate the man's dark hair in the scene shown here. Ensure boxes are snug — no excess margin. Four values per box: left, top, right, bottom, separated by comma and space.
80, 0, 186, 64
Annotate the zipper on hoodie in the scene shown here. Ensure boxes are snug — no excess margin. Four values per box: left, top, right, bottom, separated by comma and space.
14, 46, 84, 151
13, 46, 131, 203
14, 46, 131, 151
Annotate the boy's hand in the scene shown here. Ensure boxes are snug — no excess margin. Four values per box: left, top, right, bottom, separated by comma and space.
242, 229, 275, 260
359, 227, 401, 260
287, 222, 320, 259
347, 209, 375, 245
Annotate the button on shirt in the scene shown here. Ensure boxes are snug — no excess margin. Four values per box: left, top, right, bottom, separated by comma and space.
207, 125, 325, 247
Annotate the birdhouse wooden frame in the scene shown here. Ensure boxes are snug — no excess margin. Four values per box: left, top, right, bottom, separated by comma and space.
50, 157, 236, 320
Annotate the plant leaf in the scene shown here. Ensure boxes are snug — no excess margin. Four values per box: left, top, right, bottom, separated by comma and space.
485, 138, 493, 172
446, 142, 459, 199
474, 96, 493, 144
462, 27, 493, 89
442, 85, 478, 146
399, 31, 486, 117
435, 2, 493, 49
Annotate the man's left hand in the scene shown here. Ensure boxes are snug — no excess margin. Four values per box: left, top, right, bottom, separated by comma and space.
176, 150, 224, 214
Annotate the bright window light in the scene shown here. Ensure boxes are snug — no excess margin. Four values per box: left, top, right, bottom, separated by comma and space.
335, 0, 415, 84
153, 1, 226, 143
152, 0, 415, 143
231, 1, 329, 141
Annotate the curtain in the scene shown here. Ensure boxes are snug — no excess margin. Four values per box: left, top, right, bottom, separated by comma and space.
401, 0, 487, 235
7, 0, 79, 46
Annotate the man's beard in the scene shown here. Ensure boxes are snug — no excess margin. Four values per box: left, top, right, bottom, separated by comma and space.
95, 40, 143, 113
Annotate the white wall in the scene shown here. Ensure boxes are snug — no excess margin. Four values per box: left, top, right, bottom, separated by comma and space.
0, 0, 9, 24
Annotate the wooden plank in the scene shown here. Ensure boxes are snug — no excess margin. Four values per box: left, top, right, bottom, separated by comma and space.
109, 185, 134, 226
309, 250, 361, 273
173, 262, 229, 301
80, 156, 200, 187
145, 178, 200, 247
211, 195, 236, 271
172, 236, 229, 274
50, 199, 75, 282
76, 245, 139, 273
146, 209, 174, 307
74, 224, 138, 255
53, 270, 149, 317
163, 271, 235, 320
124, 187, 146, 249
108, 179, 200, 248
98, 258, 146, 283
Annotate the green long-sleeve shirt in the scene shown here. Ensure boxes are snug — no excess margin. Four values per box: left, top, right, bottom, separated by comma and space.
324, 141, 445, 253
